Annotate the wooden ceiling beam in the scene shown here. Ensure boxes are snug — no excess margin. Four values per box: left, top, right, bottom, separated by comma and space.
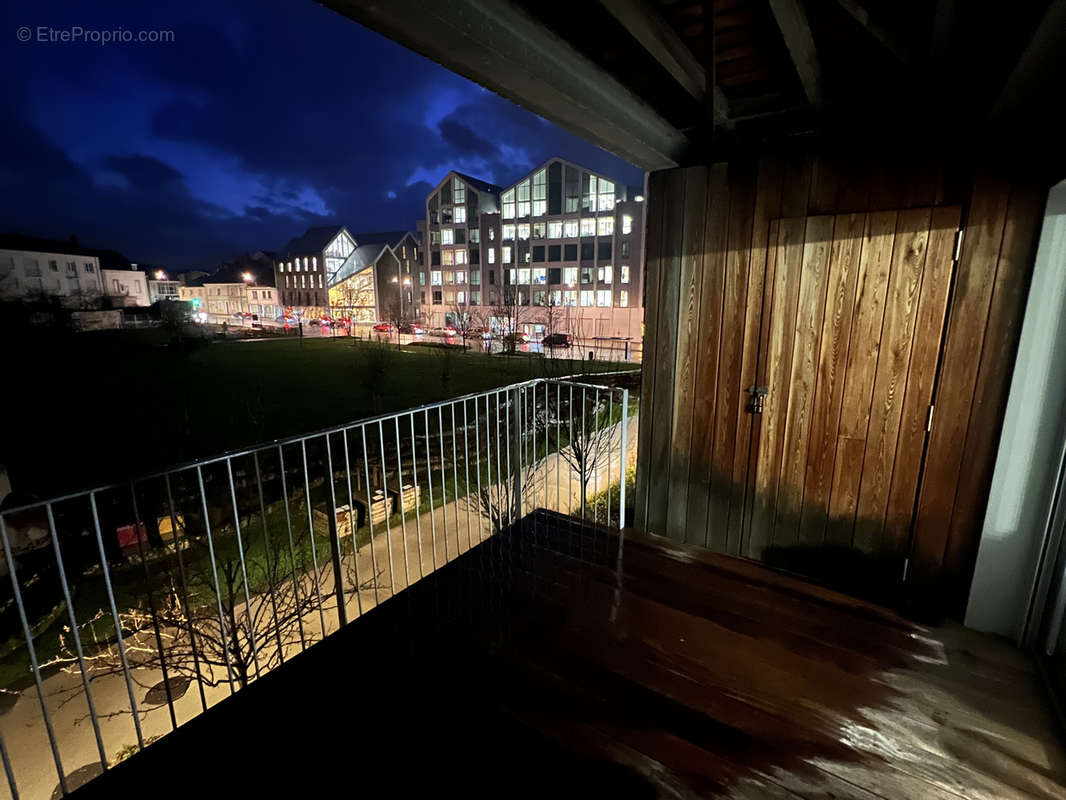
991, 0, 1066, 120
834, 0, 915, 65
600, 0, 731, 127
767, 0, 823, 108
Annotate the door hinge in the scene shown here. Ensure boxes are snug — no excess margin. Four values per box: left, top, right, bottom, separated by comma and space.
748, 386, 768, 414
953, 229, 964, 262
926, 404, 935, 432
902, 557, 910, 582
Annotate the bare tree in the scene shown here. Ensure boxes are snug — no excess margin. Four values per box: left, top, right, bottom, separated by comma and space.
383, 296, 408, 347
551, 388, 620, 516
491, 286, 530, 355
43, 497, 327, 702
447, 300, 474, 351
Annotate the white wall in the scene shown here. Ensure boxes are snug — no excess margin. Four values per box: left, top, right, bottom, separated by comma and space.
966, 180, 1066, 640
102, 268, 150, 306
0, 249, 103, 301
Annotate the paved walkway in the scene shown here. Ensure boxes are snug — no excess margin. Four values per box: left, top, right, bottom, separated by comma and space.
0, 415, 638, 800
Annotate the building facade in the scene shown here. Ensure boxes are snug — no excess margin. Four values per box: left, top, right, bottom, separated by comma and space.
423, 159, 645, 339
0, 235, 104, 306
276, 226, 352, 318
101, 267, 150, 307
147, 272, 181, 304
178, 253, 280, 319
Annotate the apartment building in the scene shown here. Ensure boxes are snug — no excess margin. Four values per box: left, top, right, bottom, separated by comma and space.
0, 234, 104, 306
178, 253, 280, 319
423, 158, 645, 339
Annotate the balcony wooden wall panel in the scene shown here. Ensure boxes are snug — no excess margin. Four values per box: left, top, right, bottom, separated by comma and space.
636, 150, 1046, 612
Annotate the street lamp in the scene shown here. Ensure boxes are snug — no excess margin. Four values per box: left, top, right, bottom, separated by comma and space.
154, 270, 167, 281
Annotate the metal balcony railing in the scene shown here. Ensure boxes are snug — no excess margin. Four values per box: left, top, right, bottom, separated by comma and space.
0, 377, 633, 800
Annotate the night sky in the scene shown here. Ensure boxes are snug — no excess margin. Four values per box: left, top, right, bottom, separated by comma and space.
1, 0, 644, 271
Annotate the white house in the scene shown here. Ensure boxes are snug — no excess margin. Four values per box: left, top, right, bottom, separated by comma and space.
0, 235, 104, 305
101, 266, 150, 307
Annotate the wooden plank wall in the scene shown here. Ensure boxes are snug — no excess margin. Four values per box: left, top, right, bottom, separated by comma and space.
635, 149, 1045, 613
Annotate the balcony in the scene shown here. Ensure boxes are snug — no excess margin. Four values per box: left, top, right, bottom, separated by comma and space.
1, 379, 1063, 799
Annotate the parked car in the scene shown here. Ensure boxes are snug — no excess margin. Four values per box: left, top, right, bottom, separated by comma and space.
429, 326, 458, 337
542, 332, 573, 348
398, 323, 425, 335
372, 322, 393, 333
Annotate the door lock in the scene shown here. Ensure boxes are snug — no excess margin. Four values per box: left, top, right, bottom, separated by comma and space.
748, 386, 768, 414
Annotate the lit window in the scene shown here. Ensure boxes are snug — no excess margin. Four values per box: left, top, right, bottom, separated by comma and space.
454, 206, 467, 224
502, 189, 515, 219
508, 269, 517, 284
502, 246, 512, 264
597, 290, 611, 307
453, 177, 465, 204
470, 271, 481, 285
443, 250, 455, 266
518, 224, 530, 240
295, 260, 301, 272
598, 265, 613, 284
470, 228, 480, 243
518, 268, 530, 284
419, 272, 426, 285
562, 290, 577, 306
563, 267, 578, 286
444, 271, 454, 284
312, 256, 318, 270
619, 290, 628, 307
533, 222, 545, 239
441, 228, 454, 245
532, 268, 546, 284
583, 175, 598, 212
455, 250, 468, 265
431, 271, 442, 285
431, 230, 441, 244
502, 224, 515, 241
598, 179, 615, 212
532, 169, 546, 216
564, 220, 579, 238
457, 290, 466, 304
488, 248, 496, 264
620, 266, 630, 283
489, 227, 496, 240
597, 217, 614, 236
622, 215, 633, 235
548, 221, 563, 238
580, 290, 594, 307
580, 218, 595, 237
517, 179, 530, 217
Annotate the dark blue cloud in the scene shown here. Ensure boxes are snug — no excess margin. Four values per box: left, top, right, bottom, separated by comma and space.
0, 0, 644, 270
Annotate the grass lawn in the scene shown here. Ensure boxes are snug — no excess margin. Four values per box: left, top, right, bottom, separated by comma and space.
5, 329, 635, 497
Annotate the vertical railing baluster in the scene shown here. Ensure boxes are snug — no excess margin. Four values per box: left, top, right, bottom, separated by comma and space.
46, 501, 110, 769
463, 400, 473, 549
301, 440, 328, 637
409, 413, 425, 578
359, 425, 381, 605
0, 514, 67, 795
277, 447, 309, 651
341, 428, 365, 615
475, 396, 484, 543
423, 409, 437, 572
323, 435, 348, 626
377, 420, 396, 595
129, 483, 179, 726
88, 491, 143, 746
451, 402, 463, 554
504, 389, 512, 526
438, 406, 450, 563
556, 383, 562, 516
494, 392, 503, 531
620, 388, 629, 531
511, 385, 523, 526
394, 416, 411, 588
0, 728, 17, 800
225, 459, 262, 680
607, 390, 614, 529
196, 465, 237, 692
252, 453, 286, 664
594, 387, 601, 527
581, 387, 588, 520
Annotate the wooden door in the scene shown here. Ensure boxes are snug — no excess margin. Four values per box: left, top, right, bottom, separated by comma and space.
746, 207, 961, 580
